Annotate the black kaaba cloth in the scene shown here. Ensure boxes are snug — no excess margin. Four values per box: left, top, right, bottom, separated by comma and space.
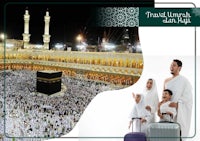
36, 71, 62, 95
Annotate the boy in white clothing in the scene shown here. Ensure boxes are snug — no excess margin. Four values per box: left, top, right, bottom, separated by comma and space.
158, 89, 177, 122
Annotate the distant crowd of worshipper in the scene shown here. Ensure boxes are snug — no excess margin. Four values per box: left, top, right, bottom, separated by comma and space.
0, 70, 117, 140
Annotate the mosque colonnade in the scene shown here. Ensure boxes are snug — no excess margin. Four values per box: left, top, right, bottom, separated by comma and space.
0, 51, 143, 86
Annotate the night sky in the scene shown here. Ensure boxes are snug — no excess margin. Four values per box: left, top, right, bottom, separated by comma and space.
1, 1, 154, 48
4, 4, 96, 45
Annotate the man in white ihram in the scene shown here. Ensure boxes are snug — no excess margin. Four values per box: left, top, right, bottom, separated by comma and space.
164, 59, 193, 140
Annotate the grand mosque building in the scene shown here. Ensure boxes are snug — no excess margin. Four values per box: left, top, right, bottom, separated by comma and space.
0, 9, 143, 87
0, 9, 143, 140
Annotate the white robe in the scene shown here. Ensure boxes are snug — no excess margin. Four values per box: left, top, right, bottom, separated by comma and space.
143, 79, 159, 122
165, 75, 193, 138
129, 94, 152, 134
160, 101, 177, 122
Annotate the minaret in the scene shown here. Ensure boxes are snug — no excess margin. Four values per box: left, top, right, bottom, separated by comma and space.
22, 9, 31, 49
43, 10, 51, 50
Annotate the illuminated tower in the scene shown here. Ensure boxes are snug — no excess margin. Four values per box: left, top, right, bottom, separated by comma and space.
22, 9, 31, 49
122, 28, 130, 45
43, 10, 51, 50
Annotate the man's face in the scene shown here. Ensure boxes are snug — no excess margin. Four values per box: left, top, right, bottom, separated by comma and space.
170, 61, 181, 75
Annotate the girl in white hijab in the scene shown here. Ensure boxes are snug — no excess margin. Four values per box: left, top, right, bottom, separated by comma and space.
142, 78, 159, 122
128, 93, 152, 134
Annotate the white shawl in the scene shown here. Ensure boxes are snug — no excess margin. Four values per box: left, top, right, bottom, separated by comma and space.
143, 79, 159, 116
129, 94, 152, 133
165, 75, 193, 138
130, 94, 152, 121
160, 101, 177, 121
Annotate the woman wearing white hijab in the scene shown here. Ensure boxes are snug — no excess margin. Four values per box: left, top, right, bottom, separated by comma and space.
142, 78, 159, 122
128, 93, 152, 134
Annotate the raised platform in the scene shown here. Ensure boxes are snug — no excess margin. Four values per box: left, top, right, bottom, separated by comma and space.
36, 71, 62, 95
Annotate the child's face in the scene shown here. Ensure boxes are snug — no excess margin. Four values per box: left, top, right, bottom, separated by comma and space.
135, 94, 141, 104
162, 91, 171, 101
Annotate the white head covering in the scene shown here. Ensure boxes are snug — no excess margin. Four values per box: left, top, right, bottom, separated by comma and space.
143, 78, 159, 114
135, 94, 146, 117
130, 93, 151, 118
143, 78, 158, 97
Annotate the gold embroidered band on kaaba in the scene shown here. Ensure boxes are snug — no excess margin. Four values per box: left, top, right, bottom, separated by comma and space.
37, 77, 61, 83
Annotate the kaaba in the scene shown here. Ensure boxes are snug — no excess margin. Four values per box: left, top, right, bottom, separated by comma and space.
36, 71, 62, 95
